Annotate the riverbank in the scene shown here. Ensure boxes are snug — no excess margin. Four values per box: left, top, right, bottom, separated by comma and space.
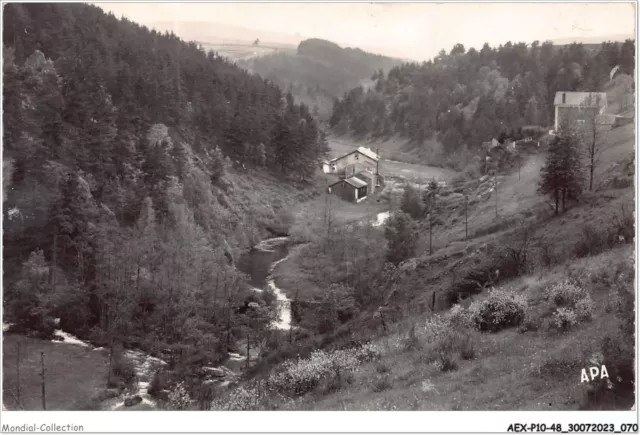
271, 243, 321, 302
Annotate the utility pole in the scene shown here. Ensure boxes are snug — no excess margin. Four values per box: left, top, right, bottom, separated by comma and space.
464, 194, 468, 241
376, 148, 380, 188
40, 352, 46, 410
16, 341, 21, 408
429, 189, 437, 255
494, 173, 498, 218
517, 153, 521, 181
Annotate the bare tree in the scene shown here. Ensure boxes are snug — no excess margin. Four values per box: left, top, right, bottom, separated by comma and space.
580, 92, 606, 191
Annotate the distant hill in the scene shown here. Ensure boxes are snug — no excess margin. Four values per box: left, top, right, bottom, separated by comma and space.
551, 34, 635, 46
237, 38, 404, 121
145, 20, 303, 47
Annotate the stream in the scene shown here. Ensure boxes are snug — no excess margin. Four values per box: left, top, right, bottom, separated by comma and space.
237, 236, 293, 330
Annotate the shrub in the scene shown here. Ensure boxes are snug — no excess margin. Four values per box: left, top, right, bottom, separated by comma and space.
545, 280, 588, 307
446, 304, 475, 329
167, 382, 192, 410
459, 336, 476, 360
517, 314, 542, 334
423, 314, 449, 343
552, 308, 578, 331
210, 384, 263, 411
147, 370, 169, 396
469, 287, 527, 332
111, 352, 136, 385
266, 343, 380, 397
435, 349, 458, 372
545, 280, 594, 327
575, 297, 595, 322
402, 323, 421, 351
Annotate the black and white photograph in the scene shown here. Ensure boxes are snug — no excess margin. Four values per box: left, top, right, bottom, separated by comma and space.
0, 0, 637, 431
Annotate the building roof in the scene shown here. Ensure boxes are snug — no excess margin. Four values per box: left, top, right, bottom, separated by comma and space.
353, 171, 374, 182
329, 147, 380, 163
356, 146, 380, 161
345, 177, 368, 188
328, 177, 368, 189
554, 92, 607, 107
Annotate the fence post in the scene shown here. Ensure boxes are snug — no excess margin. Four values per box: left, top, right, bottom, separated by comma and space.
40, 352, 46, 410
16, 341, 21, 408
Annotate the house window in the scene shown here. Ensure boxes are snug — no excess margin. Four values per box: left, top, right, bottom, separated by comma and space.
577, 119, 585, 126
354, 154, 359, 160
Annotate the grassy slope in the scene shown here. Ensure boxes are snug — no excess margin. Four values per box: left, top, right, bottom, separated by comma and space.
270, 119, 635, 410
2, 335, 110, 410
287, 244, 632, 411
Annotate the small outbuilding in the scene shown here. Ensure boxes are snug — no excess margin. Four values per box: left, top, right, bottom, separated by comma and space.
328, 176, 368, 203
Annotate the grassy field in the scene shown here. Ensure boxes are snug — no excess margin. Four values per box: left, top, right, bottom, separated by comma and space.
2, 334, 110, 410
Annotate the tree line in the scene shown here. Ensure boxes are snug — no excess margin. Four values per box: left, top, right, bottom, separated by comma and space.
329, 40, 635, 154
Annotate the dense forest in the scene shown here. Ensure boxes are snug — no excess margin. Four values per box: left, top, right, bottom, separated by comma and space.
329, 40, 635, 154
237, 38, 402, 121
2, 2, 328, 372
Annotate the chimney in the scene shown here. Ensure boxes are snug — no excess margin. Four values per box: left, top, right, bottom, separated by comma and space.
562, 92, 566, 104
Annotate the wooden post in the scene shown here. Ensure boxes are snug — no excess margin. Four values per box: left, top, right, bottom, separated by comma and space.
464, 194, 468, 241
494, 174, 498, 218
246, 336, 250, 370
40, 352, 46, 410
518, 153, 521, 181
16, 341, 21, 407
429, 211, 433, 256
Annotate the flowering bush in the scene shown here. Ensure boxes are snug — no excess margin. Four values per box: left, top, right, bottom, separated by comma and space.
575, 296, 595, 322
423, 314, 450, 342
469, 287, 527, 332
210, 384, 263, 411
446, 304, 475, 329
266, 343, 380, 397
553, 307, 578, 331
545, 280, 594, 326
545, 280, 588, 307
167, 382, 192, 410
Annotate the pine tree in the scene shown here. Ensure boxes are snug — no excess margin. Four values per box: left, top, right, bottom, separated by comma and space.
384, 212, 418, 265
538, 126, 583, 214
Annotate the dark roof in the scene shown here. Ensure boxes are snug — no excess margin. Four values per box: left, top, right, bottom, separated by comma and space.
554, 92, 607, 107
344, 177, 368, 188
330, 177, 367, 188
353, 172, 374, 182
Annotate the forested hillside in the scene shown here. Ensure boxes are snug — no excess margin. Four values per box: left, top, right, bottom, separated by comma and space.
237, 38, 402, 121
330, 40, 635, 157
2, 3, 327, 365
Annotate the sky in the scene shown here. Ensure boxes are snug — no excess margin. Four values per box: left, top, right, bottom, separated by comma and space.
93, 2, 636, 61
